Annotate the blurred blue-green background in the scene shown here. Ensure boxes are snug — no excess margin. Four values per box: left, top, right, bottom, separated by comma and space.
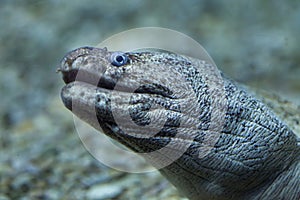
0, 1, 299, 199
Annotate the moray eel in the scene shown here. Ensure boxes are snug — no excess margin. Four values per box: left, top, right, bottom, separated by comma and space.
59, 47, 299, 200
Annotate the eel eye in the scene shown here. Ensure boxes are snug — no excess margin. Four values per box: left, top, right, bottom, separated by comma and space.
110, 52, 128, 67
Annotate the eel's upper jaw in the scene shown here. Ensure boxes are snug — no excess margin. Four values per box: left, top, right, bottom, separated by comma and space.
58, 47, 99, 84
58, 53, 79, 84
58, 46, 118, 90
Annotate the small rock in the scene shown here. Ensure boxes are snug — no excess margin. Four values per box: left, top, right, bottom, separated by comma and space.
86, 184, 123, 200
0, 195, 9, 200
12, 173, 32, 191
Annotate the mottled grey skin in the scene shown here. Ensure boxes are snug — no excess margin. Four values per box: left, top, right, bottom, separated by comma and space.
59, 47, 299, 200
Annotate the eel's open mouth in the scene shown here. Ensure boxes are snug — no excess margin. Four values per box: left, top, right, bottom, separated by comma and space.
59, 66, 175, 100
60, 66, 117, 91
61, 68, 78, 84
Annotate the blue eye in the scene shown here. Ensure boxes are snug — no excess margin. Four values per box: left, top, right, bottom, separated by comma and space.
110, 52, 128, 67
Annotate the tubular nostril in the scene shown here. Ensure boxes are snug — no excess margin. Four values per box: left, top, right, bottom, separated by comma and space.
66, 57, 73, 65
64, 57, 74, 69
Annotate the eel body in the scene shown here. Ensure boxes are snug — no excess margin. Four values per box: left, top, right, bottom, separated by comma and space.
59, 47, 299, 200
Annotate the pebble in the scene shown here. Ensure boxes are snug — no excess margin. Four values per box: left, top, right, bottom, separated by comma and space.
86, 184, 123, 200
0, 195, 9, 200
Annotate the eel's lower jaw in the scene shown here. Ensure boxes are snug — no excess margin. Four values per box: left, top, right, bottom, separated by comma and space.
61, 81, 117, 131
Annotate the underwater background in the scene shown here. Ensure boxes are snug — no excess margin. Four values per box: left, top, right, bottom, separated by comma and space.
0, 0, 299, 199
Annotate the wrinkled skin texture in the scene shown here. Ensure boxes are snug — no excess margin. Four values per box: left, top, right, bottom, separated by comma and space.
59, 47, 300, 200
